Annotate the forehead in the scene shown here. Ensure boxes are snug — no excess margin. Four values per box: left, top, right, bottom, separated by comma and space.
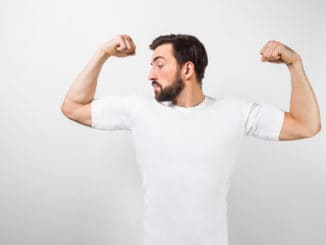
151, 43, 175, 64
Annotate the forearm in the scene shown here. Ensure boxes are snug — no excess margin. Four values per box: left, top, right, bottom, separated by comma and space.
61, 48, 110, 111
287, 57, 321, 133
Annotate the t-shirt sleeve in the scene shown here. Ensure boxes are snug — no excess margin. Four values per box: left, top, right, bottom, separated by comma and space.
91, 94, 137, 131
243, 101, 285, 141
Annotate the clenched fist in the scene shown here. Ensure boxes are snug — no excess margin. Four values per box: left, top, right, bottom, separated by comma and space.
260, 40, 300, 65
100, 34, 136, 57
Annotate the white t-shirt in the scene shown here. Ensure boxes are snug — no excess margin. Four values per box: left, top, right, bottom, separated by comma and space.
91, 94, 285, 245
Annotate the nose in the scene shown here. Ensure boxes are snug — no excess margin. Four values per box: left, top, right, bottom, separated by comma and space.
148, 67, 157, 81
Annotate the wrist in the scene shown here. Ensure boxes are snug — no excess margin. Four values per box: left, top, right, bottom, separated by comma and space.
95, 48, 111, 63
287, 55, 305, 74
287, 54, 302, 67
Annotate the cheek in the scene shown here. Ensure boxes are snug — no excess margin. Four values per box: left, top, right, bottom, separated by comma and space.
160, 67, 178, 81
156, 71, 169, 85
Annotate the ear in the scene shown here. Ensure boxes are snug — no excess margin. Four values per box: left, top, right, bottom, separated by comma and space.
182, 61, 195, 80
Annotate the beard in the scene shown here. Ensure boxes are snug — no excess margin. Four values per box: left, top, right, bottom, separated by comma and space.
153, 70, 185, 104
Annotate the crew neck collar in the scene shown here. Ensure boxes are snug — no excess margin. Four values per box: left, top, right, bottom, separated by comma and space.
157, 95, 209, 112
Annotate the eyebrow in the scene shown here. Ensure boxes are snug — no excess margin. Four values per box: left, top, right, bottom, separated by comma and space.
150, 56, 166, 65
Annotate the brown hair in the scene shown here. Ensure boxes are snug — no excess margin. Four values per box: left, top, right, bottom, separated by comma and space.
149, 34, 208, 86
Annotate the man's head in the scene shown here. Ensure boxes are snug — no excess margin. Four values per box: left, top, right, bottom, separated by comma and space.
148, 34, 208, 103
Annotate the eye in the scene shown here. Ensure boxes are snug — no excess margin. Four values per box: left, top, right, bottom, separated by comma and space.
158, 64, 164, 69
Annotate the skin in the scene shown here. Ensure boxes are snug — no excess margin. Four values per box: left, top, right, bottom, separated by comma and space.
61, 34, 321, 140
259, 40, 321, 139
148, 43, 205, 107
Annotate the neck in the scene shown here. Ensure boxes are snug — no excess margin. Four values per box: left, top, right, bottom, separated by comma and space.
172, 81, 204, 107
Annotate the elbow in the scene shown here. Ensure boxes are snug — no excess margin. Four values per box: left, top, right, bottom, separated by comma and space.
60, 103, 73, 118
314, 122, 322, 135
306, 122, 322, 138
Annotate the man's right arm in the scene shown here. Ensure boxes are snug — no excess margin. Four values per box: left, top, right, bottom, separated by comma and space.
60, 34, 136, 127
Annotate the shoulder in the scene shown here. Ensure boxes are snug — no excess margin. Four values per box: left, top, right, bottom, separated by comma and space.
209, 95, 251, 109
210, 96, 259, 120
115, 93, 149, 105
122, 93, 155, 114
127, 93, 152, 105
91, 93, 149, 111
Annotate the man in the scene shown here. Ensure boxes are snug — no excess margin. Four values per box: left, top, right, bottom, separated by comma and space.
61, 34, 321, 245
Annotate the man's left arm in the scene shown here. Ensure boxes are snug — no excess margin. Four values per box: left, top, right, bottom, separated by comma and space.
260, 40, 322, 140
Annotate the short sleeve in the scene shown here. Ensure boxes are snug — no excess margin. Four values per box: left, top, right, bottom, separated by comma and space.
91, 94, 136, 131
243, 101, 285, 141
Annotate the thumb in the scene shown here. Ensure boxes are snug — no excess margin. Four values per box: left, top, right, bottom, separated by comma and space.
116, 45, 123, 51
261, 56, 267, 62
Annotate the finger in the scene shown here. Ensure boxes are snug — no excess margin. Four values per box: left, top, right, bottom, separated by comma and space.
259, 41, 271, 55
261, 56, 268, 62
129, 37, 136, 52
265, 46, 277, 60
116, 35, 127, 51
265, 42, 278, 59
270, 45, 282, 60
262, 41, 278, 61
122, 35, 132, 51
269, 57, 282, 63
260, 41, 273, 61
260, 40, 276, 55
260, 42, 272, 61
125, 35, 136, 53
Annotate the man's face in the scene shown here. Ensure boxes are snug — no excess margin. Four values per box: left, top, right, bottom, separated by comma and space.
148, 43, 185, 102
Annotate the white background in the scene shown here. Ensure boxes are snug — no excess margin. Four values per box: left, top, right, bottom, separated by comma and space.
1, 0, 325, 244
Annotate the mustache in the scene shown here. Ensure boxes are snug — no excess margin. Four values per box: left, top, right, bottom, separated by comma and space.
152, 81, 161, 86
